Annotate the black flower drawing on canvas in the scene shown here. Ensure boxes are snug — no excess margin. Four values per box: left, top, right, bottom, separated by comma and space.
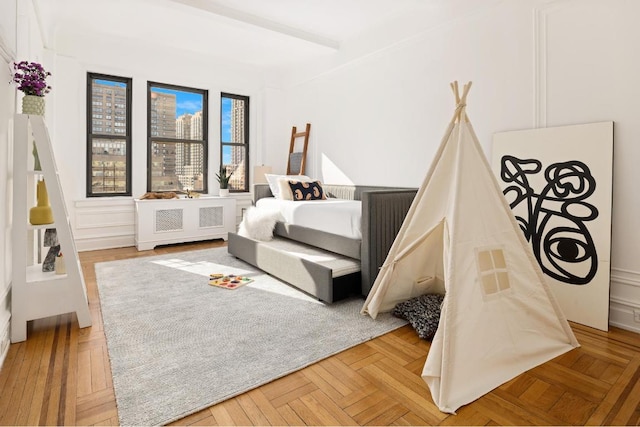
500, 155, 598, 285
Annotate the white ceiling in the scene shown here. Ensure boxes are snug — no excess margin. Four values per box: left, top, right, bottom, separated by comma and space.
33, 0, 498, 68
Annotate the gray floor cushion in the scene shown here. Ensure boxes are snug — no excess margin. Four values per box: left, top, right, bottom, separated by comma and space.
392, 293, 445, 340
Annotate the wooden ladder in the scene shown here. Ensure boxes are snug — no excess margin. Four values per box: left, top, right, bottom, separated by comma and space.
286, 123, 311, 175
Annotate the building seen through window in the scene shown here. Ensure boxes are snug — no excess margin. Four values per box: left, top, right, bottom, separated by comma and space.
148, 83, 207, 193
221, 93, 249, 192
87, 73, 132, 197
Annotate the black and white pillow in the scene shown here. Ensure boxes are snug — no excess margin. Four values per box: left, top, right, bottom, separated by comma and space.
278, 179, 326, 201
265, 174, 311, 199
392, 293, 445, 340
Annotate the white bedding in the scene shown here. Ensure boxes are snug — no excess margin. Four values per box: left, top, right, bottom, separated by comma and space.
255, 197, 362, 240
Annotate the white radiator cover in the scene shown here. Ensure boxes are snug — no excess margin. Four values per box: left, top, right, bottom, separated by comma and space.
134, 197, 236, 250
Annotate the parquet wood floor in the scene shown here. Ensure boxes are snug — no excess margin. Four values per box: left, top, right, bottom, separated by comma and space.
1, 240, 639, 426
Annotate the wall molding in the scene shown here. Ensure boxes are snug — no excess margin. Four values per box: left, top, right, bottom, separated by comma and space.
533, 6, 547, 128
0, 327, 9, 373
533, 0, 573, 129
0, 311, 10, 342
0, 309, 11, 371
611, 267, 640, 288
0, 280, 10, 305
73, 199, 135, 252
0, 33, 15, 63
76, 234, 134, 252
74, 198, 135, 209
609, 267, 640, 333
30, 0, 49, 49
0, 0, 16, 63
76, 208, 134, 230
533, 0, 583, 129
0, 0, 15, 374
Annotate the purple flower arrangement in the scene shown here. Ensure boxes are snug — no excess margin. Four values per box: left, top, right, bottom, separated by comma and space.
12, 61, 52, 96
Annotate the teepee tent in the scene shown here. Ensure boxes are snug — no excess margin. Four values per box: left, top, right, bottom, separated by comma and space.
362, 82, 579, 413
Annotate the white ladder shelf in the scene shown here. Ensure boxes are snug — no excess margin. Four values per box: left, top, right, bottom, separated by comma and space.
11, 114, 92, 342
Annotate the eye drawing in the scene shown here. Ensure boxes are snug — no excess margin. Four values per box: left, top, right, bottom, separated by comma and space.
500, 156, 598, 285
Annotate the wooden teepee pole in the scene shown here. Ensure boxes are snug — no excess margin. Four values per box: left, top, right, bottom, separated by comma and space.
450, 81, 472, 123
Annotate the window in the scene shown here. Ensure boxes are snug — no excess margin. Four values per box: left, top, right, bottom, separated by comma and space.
476, 247, 511, 298
221, 93, 249, 192
147, 82, 208, 193
87, 73, 132, 197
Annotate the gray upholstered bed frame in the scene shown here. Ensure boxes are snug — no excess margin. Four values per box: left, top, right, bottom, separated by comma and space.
229, 183, 417, 301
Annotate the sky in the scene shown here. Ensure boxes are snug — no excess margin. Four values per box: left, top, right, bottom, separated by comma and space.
221, 97, 233, 164
221, 97, 232, 142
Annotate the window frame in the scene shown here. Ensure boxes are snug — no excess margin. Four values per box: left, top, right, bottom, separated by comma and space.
476, 246, 512, 300
147, 81, 209, 193
86, 72, 132, 197
220, 92, 250, 193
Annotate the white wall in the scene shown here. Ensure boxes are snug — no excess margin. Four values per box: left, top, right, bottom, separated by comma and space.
51, 31, 266, 250
0, 0, 17, 370
274, 0, 640, 332
541, 1, 640, 331
277, 2, 537, 183
0, 0, 48, 368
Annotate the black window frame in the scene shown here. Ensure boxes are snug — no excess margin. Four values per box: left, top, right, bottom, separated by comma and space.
147, 81, 209, 193
221, 92, 250, 193
86, 72, 132, 197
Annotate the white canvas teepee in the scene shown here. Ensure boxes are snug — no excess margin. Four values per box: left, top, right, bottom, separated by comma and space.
362, 82, 579, 414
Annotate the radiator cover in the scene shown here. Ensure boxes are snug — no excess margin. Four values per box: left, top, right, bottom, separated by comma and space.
135, 197, 236, 250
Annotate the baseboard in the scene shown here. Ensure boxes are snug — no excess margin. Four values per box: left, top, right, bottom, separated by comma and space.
0, 311, 11, 371
609, 268, 640, 333
610, 297, 640, 334
76, 234, 135, 252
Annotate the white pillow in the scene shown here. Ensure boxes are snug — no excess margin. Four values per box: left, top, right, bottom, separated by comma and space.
238, 207, 282, 241
265, 174, 312, 199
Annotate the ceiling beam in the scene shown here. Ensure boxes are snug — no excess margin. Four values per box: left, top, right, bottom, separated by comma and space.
168, 0, 340, 50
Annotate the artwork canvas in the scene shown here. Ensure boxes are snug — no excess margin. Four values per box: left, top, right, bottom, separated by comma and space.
492, 122, 614, 331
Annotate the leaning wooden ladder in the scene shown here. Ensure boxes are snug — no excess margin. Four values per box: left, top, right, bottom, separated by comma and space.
286, 123, 311, 175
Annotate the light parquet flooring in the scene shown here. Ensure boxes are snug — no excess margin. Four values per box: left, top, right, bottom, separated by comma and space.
1, 240, 640, 426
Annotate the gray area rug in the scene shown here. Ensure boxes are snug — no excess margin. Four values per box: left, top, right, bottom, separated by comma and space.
95, 247, 406, 426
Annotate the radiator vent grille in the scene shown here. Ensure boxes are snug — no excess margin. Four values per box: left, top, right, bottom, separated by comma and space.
200, 206, 224, 228
155, 209, 183, 232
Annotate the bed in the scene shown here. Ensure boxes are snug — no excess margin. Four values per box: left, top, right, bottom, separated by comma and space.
255, 197, 363, 239
228, 182, 417, 302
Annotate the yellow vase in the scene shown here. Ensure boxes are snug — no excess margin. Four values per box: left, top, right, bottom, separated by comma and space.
29, 179, 54, 225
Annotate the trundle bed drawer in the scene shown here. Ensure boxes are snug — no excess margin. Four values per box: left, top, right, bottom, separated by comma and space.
228, 233, 361, 303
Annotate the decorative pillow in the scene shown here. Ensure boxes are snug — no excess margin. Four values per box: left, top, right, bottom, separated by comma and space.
264, 174, 311, 199
278, 179, 326, 201
392, 293, 445, 340
237, 207, 282, 241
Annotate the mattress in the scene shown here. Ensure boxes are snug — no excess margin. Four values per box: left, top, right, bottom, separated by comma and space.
255, 197, 362, 239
